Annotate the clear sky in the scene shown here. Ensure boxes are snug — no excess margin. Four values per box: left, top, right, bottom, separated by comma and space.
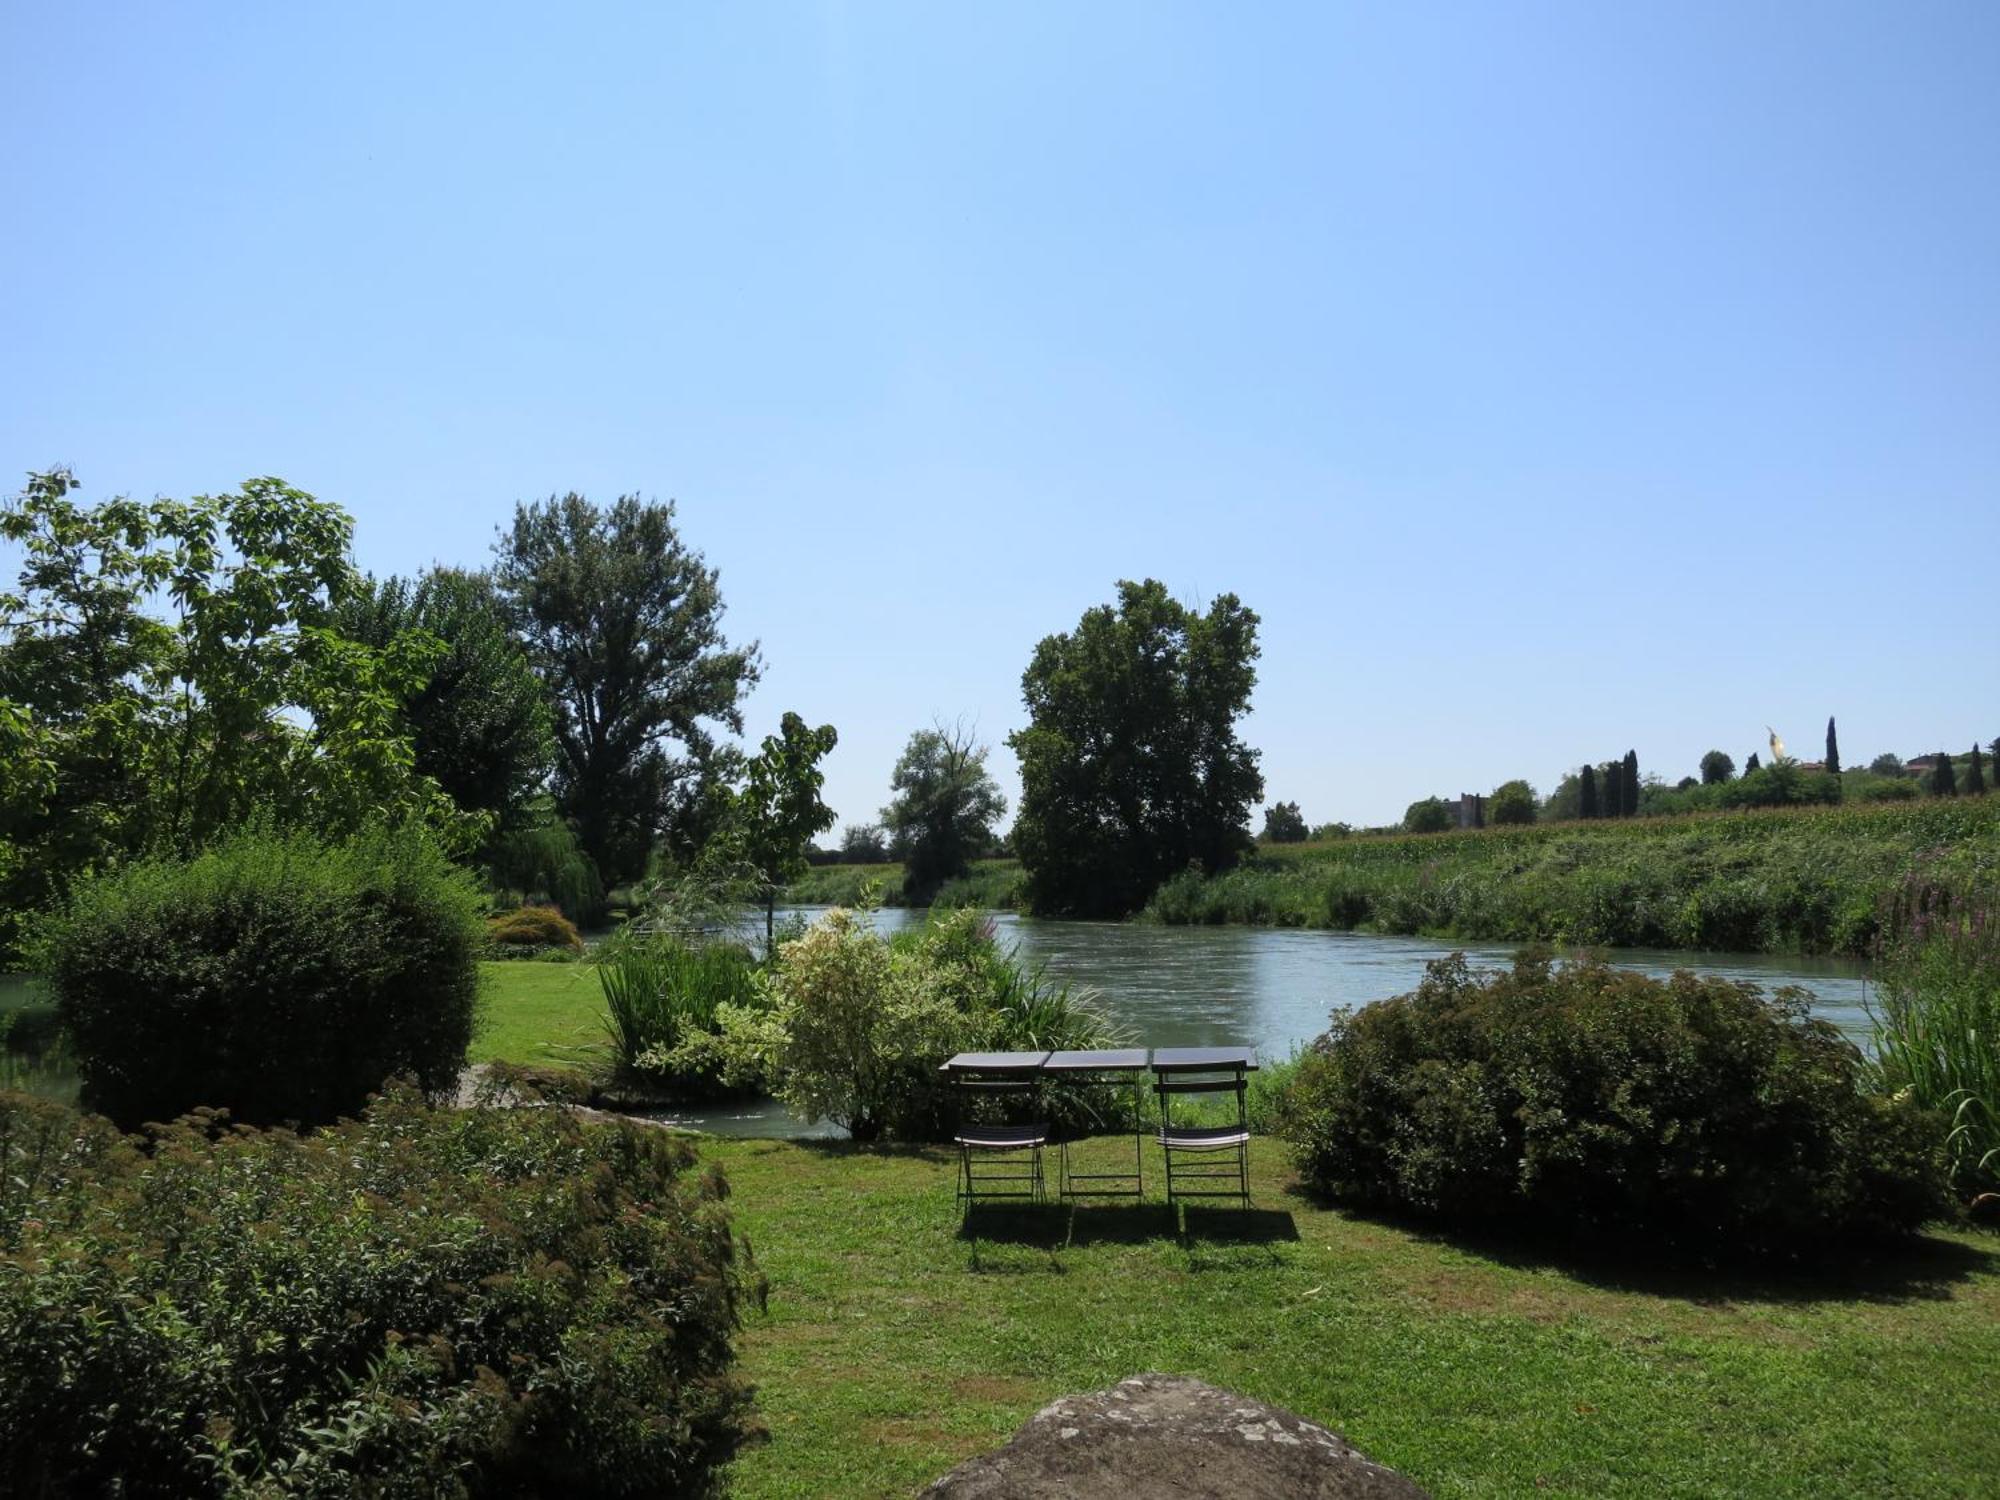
4, 2, 1996, 832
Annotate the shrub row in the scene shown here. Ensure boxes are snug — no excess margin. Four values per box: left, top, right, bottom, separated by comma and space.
0, 1087, 760, 1497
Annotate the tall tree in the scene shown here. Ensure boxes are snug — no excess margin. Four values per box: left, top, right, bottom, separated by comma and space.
1966, 741, 1987, 796
727, 711, 837, 950
880, 721, 1008, 903
1579, 764, 1600, 820
1824, 717, 1841, 777
1010, 580, 1262, 917
335, 568, 554, 829
1489, 779, 1537, 826
1746, 752, 1761, 773
1930, 750, 1957, 797
494, 493, 760, 886
1621, 749, 1640, 816
1699, 750, 1735, 785
1261, 800, 1309, 843
1603, 759, 1624, 819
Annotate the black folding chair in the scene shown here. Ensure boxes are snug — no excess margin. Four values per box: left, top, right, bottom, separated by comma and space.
942, 1051, 1052, 1216
1151, 1047, 1255, 1209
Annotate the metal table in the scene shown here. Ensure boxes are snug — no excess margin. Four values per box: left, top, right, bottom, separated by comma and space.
1042, 1048, 1151, 1201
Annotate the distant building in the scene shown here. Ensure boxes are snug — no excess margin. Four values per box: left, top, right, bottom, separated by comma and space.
1456, 793, 1485, 830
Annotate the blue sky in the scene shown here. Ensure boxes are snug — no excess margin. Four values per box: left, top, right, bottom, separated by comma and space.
4, 2, 1996, 831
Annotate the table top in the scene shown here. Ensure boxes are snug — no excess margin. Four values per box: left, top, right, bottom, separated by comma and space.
1149, 1045, 1259, 1073
940, 1050, 1052, 1073
1040, 1048, 1151, 1072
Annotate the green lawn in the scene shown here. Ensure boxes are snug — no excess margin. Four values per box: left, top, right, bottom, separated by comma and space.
704, 1135, 2000, 1499
471, 960, 610, 1068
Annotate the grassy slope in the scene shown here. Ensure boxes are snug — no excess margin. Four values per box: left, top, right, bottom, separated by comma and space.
1150, 797, 2000, 955
710, 1136, 2000, 1499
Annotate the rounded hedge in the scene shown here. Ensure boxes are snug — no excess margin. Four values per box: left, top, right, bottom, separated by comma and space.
32, 825, 486, 1128
0, 1087, 759, 1496
1278, 951, 1951, 1253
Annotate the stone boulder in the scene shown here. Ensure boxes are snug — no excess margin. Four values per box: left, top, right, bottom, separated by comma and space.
925, 1372, 1429, 1499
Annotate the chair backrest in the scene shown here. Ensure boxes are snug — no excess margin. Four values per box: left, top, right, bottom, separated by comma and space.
1153, 1069, 1248, 1131
949, 1068, 1042, 1123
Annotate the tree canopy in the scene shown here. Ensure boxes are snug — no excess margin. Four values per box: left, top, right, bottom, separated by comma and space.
880, 722, 1007, 903
727, 711, 838, 946
493, 493, 760, 886
1489, 780, 1537, 826
1261, 800, 1309, 843
1009, 580, 1262, 917
335, 568, 554, 829
1700, 750, 1735, 785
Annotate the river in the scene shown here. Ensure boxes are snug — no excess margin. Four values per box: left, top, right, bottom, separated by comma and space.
670, 907, 1876, 1136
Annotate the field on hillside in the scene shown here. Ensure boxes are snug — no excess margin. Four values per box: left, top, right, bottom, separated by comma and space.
1148, 798, 2000, 956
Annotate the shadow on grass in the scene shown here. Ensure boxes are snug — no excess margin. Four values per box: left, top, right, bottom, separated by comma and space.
1288, 1182, 1998, 1307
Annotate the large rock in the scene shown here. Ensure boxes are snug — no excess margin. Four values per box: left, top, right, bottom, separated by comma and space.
925, 1372, 1429, 1499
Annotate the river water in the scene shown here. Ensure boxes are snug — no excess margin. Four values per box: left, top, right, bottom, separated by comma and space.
673, 907, 1876, 1136
2, 916, 1876, 1136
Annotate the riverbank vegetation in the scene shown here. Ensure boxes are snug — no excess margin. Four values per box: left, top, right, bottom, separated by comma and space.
1146, 797, 2000, 957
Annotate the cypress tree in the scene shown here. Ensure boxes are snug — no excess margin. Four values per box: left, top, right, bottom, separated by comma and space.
1604, 760, 1623, 819
1968, 741, 1987, 796
1579, 764, 1599, 820
1931, 750, 1957, 797
1746, 751, 1761, 773
1622, 749, 1640, 816
1825, 717, 1841, 776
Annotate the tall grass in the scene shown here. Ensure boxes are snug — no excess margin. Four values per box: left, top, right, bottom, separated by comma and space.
1871, 875, 2000, 1202
598, 936, 761, 1079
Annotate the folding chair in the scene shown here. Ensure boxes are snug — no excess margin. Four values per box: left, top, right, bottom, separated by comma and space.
942, 1051, 1052, 1216
1151, 1047, 1255, 1209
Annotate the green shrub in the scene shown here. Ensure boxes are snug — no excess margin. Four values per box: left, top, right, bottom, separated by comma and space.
1872, 876, 2000, 1202
486, 902, 586, 956
0, 1087, 758, 1498
1279, 951, 1951, 1253
765, 908, 1118, 1142
31, 825, 485, 1129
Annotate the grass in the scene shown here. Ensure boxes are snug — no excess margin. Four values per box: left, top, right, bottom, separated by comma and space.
471, 960, 609, 1068
707, 1134, 2000, 1499
1150, 797, 2000, 956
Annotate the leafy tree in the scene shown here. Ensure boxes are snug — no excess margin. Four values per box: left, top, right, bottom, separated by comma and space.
1489, 779, 1536, 826
1404, 796, 1453, 834
1579, 764, 1599, 820
335, 568, 554, 828
880, 721, 1008, 903
1965, 742, 1986, 796
840, 822, 890, 863
726, 712, 838, 949
1261, 800, 1309, 843
1746, 752, 1761, 773
1676, 775, 1698, 791
494, 493, 761, 886
1824, 717, 1841, 777
1309, 821, 1353, 840
1929, 750, 1958, 797
1009, 580, 1262, 917
1621, 749, 1640, 817
1, 470, 469, 950
1699, 749, 1735, 785
1869, 752, 1905, 777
